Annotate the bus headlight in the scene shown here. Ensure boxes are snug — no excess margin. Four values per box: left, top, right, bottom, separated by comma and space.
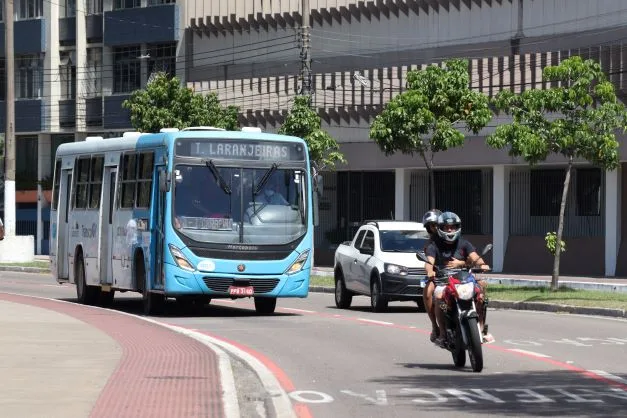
168, 244, 195, 272
285, 249, 310, 275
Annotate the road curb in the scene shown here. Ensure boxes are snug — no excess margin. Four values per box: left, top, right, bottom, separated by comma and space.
0, 266, 50, 274
308, 286, 627, 319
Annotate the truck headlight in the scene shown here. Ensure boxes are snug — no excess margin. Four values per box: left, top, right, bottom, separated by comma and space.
168, 244, 195, 272
285, 249, 310, 275
385, 263, 408, 276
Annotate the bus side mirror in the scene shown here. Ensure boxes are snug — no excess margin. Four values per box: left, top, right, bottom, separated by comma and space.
159, 170, 170, 192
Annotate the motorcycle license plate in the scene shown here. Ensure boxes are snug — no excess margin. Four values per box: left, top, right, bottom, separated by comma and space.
228, 286, 254, 296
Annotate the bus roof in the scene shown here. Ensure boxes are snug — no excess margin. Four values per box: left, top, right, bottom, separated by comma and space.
55, 130, 308, 158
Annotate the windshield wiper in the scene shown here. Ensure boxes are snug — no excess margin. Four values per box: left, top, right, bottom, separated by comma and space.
205, 160, 232, 194
254, 163, 279, 195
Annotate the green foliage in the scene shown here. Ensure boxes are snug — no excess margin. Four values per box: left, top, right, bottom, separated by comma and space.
278, 95, 346, 172
122, 72, 240, 133
369, 58, 492, 160
487, 56, 626, 168
545, 232, 566, 256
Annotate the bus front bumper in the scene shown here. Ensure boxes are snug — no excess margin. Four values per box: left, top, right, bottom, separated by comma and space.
163, 262, 310, 298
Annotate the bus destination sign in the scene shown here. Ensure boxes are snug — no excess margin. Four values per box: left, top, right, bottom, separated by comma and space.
176, 138, 305, 161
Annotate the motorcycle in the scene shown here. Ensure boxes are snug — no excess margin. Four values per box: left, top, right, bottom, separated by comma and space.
416, 243, 493, 373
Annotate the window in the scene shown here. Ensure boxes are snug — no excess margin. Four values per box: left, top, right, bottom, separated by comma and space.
113, 46, 141, 93
16, 137, 38, 187
148, 0, 175, 4
0, 58, 5, 100
86, 0, 102, 15
576, 168, 602, 216
52, 160, 62, 210
147, 43, 176, 81
74, 158, 91, 209
16, 55, 43, 99
353, 230, 366, 247
136, 153, 154, 208
17, 0, 43, 19
64, 0, 76, 17
530, 169, 563, 216
114, 0, 140, 9
120, 154, 137, 208
60, 51, 76, 100
89, 156, 104, 209
361, 231, 375, 250
0, 1, 3, 22
85, 48, 102, 96
433, 170, 483, 234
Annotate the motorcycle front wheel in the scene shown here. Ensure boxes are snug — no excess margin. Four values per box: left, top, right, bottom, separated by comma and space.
465, 317, 484, 372
452, 326, 466, 368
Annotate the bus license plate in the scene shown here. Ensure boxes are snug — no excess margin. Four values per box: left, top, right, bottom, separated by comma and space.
228, 286, 254, 296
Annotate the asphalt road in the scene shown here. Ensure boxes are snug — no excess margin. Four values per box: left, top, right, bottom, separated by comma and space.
2, 272, 626, 417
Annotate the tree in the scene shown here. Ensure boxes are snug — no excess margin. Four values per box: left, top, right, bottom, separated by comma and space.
278, 95, 346, 175
369, 59, 492, 207
122, 72, 240, 133
487, 56, 627, 289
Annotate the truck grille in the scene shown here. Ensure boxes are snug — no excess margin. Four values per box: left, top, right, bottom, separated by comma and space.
202, 277, 280, 294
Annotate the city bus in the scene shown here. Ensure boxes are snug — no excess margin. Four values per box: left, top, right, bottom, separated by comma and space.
49, 127, 317, 314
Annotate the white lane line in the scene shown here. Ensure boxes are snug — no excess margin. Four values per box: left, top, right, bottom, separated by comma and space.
281, 307, 315, 313
357, 318, 394, 326
508, 349, 552, 358
589, 370, 627, 383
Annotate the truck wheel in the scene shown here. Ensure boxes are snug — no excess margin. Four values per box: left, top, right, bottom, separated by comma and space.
334, 271, 352, 309
370, 278, 388, 313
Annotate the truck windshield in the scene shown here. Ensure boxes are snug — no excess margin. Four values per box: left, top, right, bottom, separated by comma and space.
173, 164, 307, 245
379, 230, 429, 252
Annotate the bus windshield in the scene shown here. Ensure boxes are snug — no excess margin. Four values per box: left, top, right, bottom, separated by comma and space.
173, 164, 308, 245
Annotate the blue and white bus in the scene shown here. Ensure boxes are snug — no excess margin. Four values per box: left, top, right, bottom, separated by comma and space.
50, 127, 316, 314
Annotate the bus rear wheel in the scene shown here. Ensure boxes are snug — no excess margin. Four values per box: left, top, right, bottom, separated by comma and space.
254, 297, 276, 314
76, 256, 99, 305
136, 255, 165, 316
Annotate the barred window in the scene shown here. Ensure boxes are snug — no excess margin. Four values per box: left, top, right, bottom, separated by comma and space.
17, 0, 43, 19
530, 169, 563, 217
60, 51, 76, 100
113, 46, 141, 93
576, 168, 602, 216
64, 0, 76, 17
86, 0, 103, 14
148, 0, 175, 5
114, 0, 140, 9
86, 48, 102, 96
147, 43, 177, 81
17, 55, 44, 99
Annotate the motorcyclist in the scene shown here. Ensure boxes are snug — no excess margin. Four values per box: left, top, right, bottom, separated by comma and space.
424, 211, 493, 347
421, 209, 442, 343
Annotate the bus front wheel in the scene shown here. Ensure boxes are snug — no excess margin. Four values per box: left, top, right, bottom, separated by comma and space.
254, 297, 276, 315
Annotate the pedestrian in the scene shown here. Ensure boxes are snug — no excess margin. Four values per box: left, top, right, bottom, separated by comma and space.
0, 217, 4, 240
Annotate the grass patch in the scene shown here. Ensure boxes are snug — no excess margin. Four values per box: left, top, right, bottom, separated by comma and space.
0, 261, 49, 269
486, 284, 627, 310
309, 276, 627, 310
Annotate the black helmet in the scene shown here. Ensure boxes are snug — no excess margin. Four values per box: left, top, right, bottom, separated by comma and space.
437, 211, 462, 243
422, 209, 441, 231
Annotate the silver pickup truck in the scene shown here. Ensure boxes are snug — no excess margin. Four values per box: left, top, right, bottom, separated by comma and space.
333, 220, 430, 312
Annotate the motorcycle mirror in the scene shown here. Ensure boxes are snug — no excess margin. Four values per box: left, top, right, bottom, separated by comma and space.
481, 243, 493, 256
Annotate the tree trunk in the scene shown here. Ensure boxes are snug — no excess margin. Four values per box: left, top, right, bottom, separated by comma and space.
551, 157, 573, 291
422, 153, 436, 209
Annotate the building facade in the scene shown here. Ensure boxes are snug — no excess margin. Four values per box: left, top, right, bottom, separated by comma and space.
2, 0, 627, 277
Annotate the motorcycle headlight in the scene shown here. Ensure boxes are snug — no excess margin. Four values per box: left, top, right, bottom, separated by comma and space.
455, 282, 475, 300
385, 263, 408, 276
168, 244, 195, 272
285, 249, 310, 275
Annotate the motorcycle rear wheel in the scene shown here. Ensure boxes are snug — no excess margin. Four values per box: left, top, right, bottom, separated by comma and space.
466, 317, 484, 372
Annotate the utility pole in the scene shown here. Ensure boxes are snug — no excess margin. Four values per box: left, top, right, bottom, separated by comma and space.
300, 0, 312, 97
4, 0, 16, 237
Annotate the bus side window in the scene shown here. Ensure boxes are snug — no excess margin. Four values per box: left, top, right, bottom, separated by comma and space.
73, 157, 90, 209
119, 154, 137, 209
136, 152, 154, 208
88, 156, 104, 209
52, 160, 61, 210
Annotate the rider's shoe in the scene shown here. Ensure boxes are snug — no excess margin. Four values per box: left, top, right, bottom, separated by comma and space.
482, 333, 495, 344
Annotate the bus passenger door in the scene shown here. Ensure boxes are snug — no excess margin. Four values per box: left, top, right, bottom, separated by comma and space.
100, 167, 117, 285
153, 165, 167, 287
56, 169, 73, 280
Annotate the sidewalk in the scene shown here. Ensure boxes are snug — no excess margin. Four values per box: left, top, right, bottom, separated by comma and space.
312, 267, 627, 293
0, 293, 225, 418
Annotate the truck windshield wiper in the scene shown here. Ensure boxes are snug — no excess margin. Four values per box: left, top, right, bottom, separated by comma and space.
205, 159, 231, 194
254, 163, 279, 195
